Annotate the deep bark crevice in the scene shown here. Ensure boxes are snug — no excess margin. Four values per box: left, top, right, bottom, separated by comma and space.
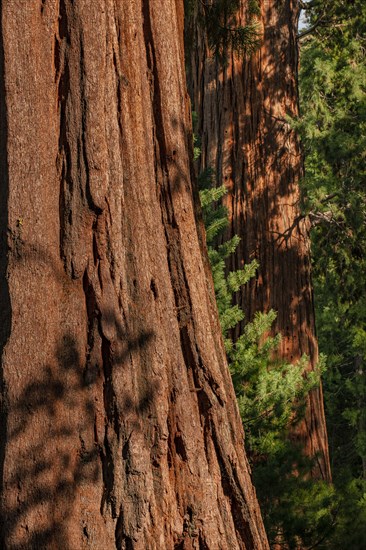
101, 333, 119, 439
100, 429, 117, 519
57, 0, 73, 273
82, 269, 100, 386
115, 507, 134, 550
142, 0, 168, 169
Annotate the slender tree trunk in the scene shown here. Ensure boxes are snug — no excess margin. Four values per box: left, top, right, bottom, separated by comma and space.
0, 1, 269, 548
187, 0, 331, 482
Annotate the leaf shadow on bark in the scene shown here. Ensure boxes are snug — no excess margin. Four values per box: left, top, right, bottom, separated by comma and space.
0, 244, 157, 550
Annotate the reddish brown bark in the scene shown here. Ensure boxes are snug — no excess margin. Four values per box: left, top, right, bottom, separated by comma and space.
0, 1, 269, 549
188, 0, 331, 482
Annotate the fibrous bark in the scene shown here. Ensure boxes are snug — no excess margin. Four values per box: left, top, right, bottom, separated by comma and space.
0, 1, 268, 549
187, 0, 331, 481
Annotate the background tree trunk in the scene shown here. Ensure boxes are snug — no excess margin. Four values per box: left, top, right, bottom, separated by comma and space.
0, 1, 268, 548
187, 0, 331, 481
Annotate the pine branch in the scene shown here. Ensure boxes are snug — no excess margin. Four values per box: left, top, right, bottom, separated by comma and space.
308, 211, 334, 227
297, 16, 329, 40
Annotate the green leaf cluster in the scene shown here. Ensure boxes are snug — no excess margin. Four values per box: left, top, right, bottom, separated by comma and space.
199, 169, 335, 549
296, 0, 366, 546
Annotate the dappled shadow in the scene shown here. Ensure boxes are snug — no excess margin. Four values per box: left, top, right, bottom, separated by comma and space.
0, 236, 157, 548
3, 333, 99, 548
1, 328, 157, 548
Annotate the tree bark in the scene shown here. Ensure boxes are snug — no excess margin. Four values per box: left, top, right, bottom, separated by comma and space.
0, 1, 268, 549
187, 0, 331, 482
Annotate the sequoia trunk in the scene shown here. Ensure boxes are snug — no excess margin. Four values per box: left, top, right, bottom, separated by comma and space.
0, 1, 268, 548
187, 0, 331, 481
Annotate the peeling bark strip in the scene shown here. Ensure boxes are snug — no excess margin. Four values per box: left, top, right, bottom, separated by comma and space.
0, 1, 268, 548
187, 0, 331, 481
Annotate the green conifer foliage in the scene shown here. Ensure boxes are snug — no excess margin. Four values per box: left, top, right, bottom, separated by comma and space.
296, 0, 366, 546
198, 168, 335, 548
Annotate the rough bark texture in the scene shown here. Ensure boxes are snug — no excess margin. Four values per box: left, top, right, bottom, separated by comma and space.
0, 1, 269, 549
187, 0, 331, 481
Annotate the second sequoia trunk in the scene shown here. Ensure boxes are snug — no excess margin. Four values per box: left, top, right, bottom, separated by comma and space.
187, 0, 331, 481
